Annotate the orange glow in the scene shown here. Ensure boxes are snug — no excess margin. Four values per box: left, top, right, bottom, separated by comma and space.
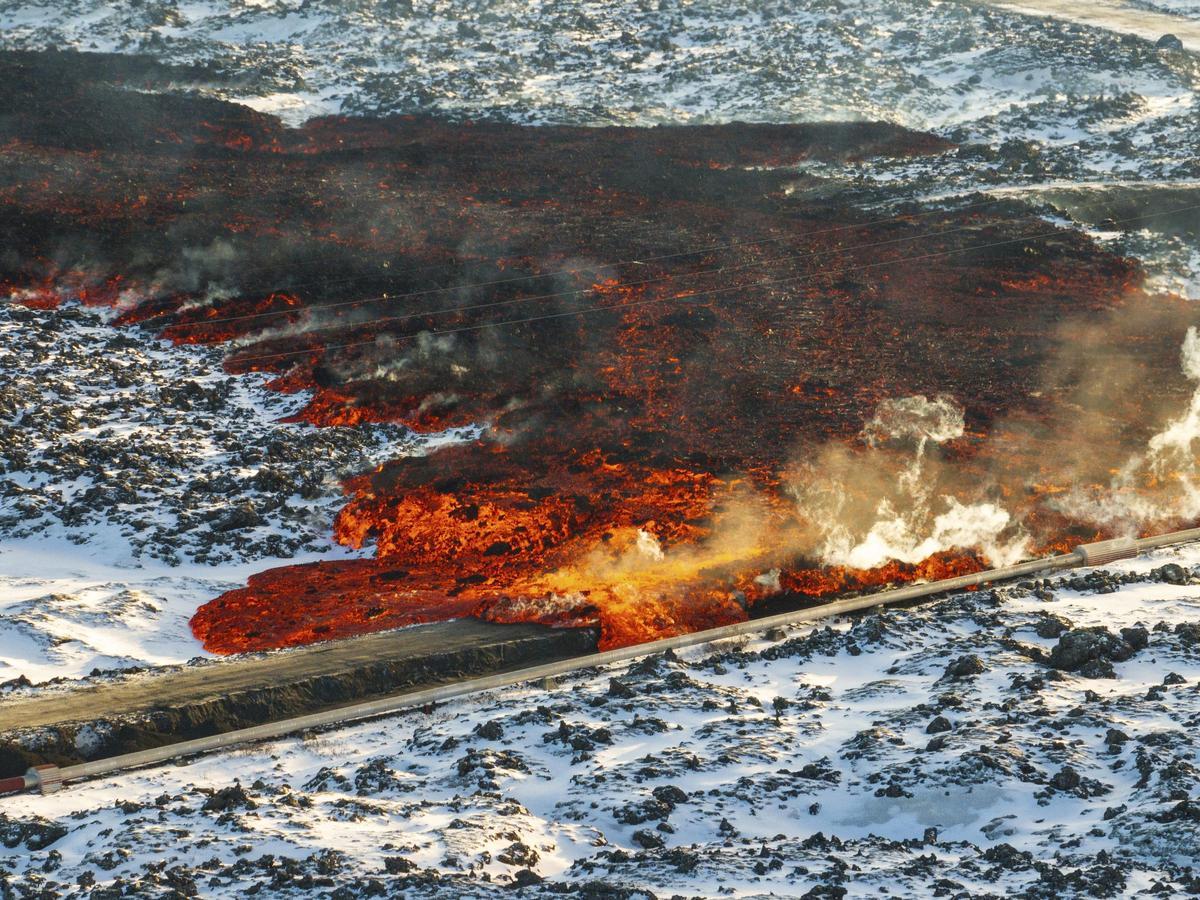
5, 108, 1188, 657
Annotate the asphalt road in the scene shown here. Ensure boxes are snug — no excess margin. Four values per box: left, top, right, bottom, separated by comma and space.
0, 619, 595, 734
977, 0, 1200, 51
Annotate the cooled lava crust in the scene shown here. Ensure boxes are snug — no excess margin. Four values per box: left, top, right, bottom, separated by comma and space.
2, 51, 1192, 652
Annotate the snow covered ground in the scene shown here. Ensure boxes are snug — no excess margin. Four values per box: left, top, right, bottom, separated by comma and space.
2, 545, 1198, 896
980, 0, 1200, 49
0, 3, 1198, 894
0, 0, 1195, 172
1118, 0, 1200, 27
0, 300, 471, 682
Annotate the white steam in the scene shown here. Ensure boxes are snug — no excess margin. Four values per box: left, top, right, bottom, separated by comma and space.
830, 497, 1019, 570
862, 394, 965, 447
792, 394, 1028, 570
636, 529, 665, 561
155, 238, 242, 305
1061, 326, 1200, 529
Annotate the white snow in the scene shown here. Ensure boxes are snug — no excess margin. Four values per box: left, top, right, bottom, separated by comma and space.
0, 298, 469, 683
0, 537, 376, 684
0, 0, 1194, 156
1, 543, 1197, 894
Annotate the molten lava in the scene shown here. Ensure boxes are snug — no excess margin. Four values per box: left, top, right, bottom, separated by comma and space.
3, 49, 1196, 654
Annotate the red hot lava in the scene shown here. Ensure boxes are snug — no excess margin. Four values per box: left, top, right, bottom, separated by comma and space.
2, 50, 1194, 653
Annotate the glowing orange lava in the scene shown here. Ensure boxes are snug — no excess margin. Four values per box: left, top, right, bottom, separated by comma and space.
2, 63, 1191, 655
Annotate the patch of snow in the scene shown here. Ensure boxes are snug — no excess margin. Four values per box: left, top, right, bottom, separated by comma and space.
0, 299, 470, 682
2, 543, 1198, 894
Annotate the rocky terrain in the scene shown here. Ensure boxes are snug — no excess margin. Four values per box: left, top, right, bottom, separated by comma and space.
1, 547, 1198, 897
0, 0, 1195, 155
0, 1, 1198, 896
0, 299, 467, 681
2, 1, 1199, 236
0, 301, 422, 567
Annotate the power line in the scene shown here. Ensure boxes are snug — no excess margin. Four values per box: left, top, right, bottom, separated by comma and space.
228, 201, 1200, 366
198, 216, 1008, 340
155, 196, 1014, 329
169, 199, 1022, 336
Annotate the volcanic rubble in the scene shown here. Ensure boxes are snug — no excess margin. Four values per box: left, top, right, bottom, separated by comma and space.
0, 301, 418, 567
0, 0, 1196, 182
0, 297, 441, 682
0, 552, 1198, 897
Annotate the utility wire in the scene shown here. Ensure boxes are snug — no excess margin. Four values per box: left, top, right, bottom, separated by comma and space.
149, 196, 1015, 328
228, 201, 1200, 366
195, 216, 1010, 338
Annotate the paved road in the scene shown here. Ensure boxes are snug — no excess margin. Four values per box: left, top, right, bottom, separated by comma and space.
976, 0, 1200, 51
0, 619, 594, 733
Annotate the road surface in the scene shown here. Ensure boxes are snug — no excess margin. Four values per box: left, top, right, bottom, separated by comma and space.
0, 619, 596, 736
976, 0, 1200, 51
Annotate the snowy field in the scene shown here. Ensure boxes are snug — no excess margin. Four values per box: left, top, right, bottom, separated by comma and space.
982, 0, 1200, 48
0, 0, 1194, 171
0, 1, 1198, 895
2, 545, 1199, 895
1119, 0, 1200, 26
0, 300, 471, 683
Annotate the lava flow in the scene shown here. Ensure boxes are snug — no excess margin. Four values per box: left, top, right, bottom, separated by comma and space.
3, 50, 1198, 653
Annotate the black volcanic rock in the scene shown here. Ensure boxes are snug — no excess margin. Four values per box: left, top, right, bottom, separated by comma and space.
1048, 627, 1138, 675
0, 814, 67, 851
926, 715, 952, 734
1036, 614, 1073, 638
943, 655, 986, 680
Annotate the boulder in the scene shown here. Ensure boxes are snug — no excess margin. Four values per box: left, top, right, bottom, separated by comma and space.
943, 655, 986, 679
926, 715, 952, 734
1047, 627, 1137, 676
